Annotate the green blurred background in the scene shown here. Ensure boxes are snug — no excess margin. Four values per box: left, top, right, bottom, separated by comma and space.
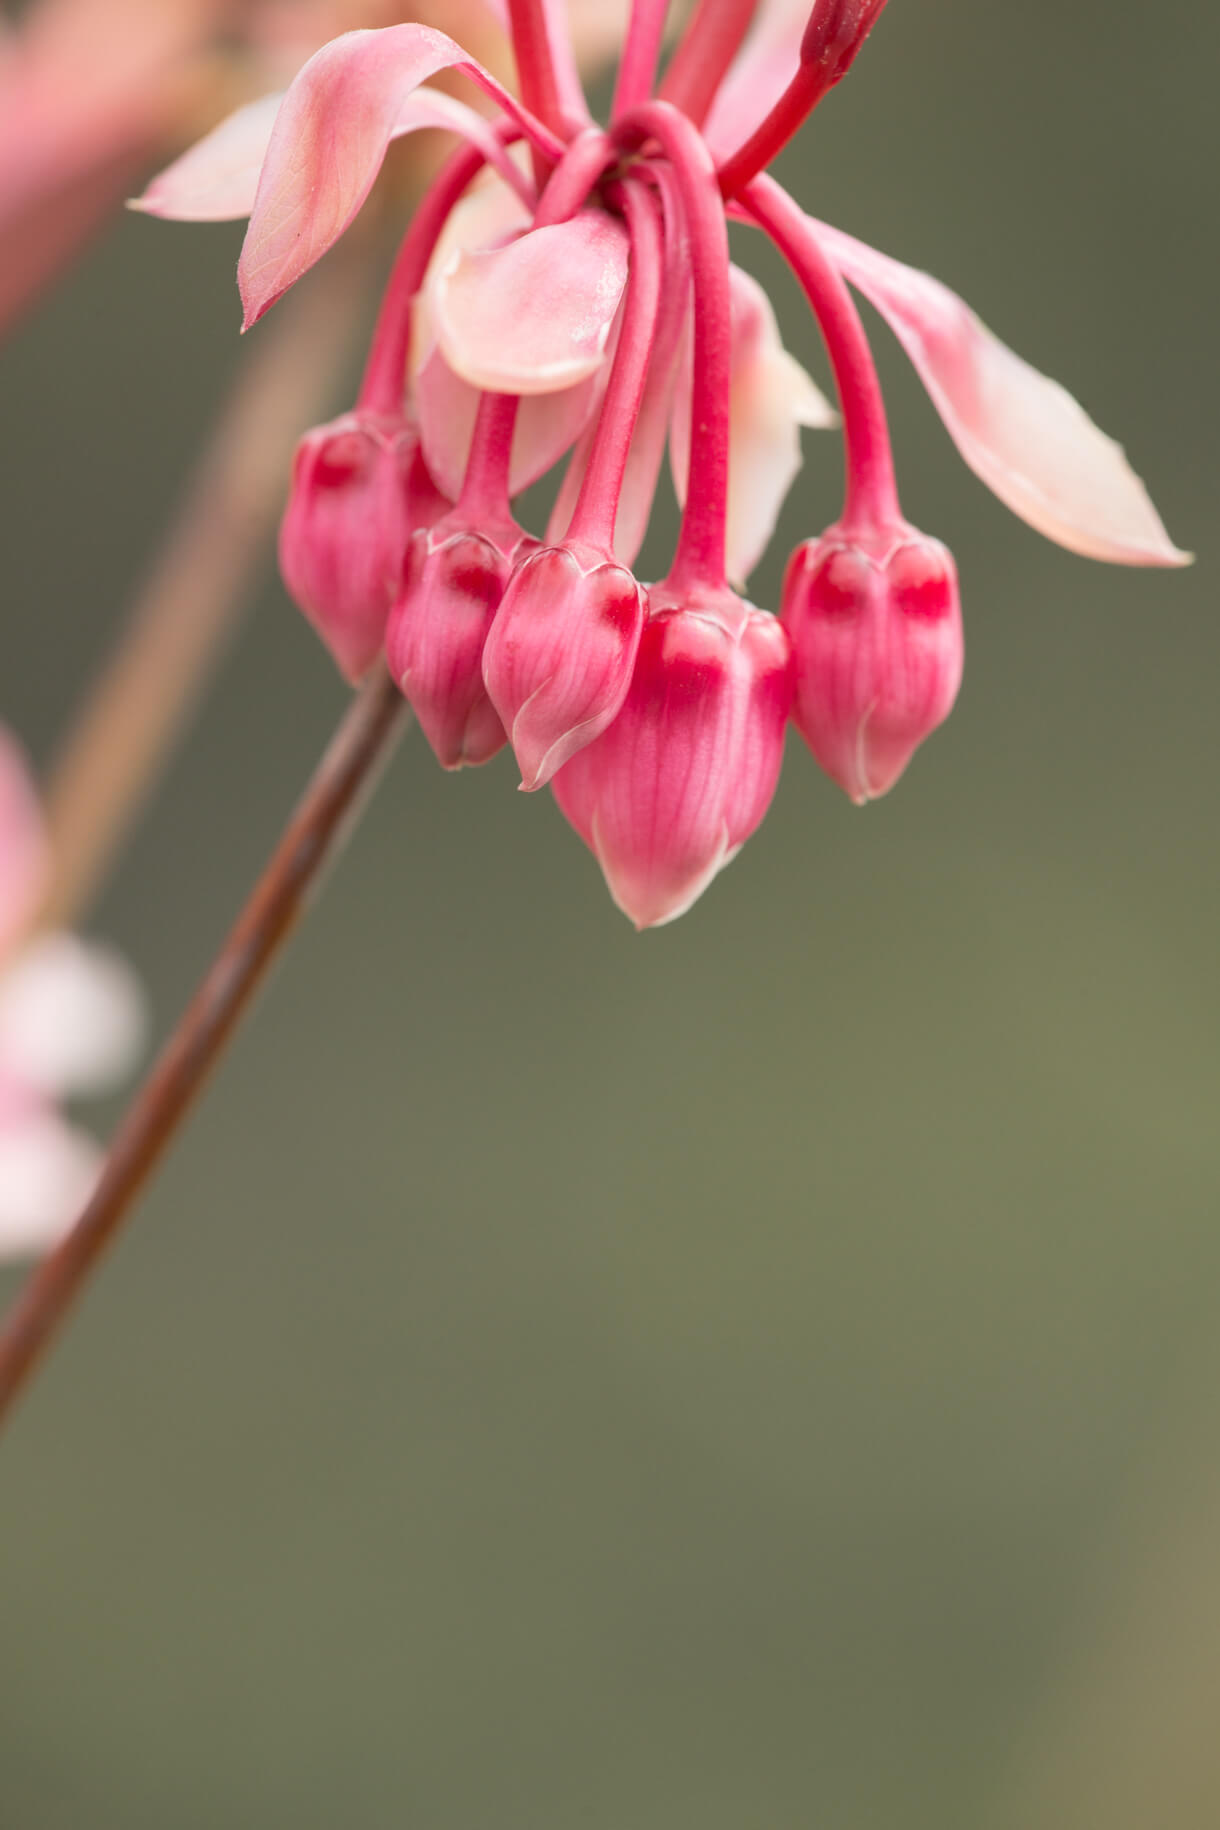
1, 2, 1217, 1824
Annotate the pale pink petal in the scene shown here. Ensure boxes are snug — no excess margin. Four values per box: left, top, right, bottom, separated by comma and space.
0, 1108, 99, 1262
134, 86, 529, 224
415, 343, 603, 497
237, 24, 550, 326
412, 178, 607, 493
434, 211, 629, 394
0, 729, 48, 962
812, 220, 1190, 567
131, 92, 284, 221
0, 932, 145, 1099
670, 264, 835, 585
702, 0, 807, 163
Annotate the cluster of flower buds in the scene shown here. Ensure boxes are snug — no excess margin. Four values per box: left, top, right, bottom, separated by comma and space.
142, 0, 1186, 926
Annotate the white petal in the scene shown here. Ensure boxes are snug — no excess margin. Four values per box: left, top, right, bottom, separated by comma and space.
0, 1110, 100, 1262
0, 932, 146, 1099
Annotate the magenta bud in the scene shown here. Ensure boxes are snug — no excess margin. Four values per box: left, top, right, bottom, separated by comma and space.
782, 521, 963, 804
482, 538, 648, 791
800, 0, 889, 86
386, 518, 536, 771
278, 410, 447, 683
552, 583, 794, 929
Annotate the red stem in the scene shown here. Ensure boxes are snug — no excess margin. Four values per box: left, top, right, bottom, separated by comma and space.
718, 0, 890, 197
505, 0, 589, 153
716, 62, 825, 198
567, 181, 664, 549
612, 103, 732, 592
612, 0, 671, 119
742, 176, 899, 528
658, 0, 757, 128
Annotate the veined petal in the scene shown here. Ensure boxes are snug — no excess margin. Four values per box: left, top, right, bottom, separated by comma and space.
0, 932, 145, 1099
434, 212, 629, 394
134, 87, 528, 224
813, 220, 1190, 567
237, 25, 555, 326
131, 92, 283, 221
702, 0, 807, 163
670, 264, 835, 585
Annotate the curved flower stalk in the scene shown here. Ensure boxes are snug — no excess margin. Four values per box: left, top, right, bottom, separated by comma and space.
0, 731, 145, 1263
139, 0, 1187, 928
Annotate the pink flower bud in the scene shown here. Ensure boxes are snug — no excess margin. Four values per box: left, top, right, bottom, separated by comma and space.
278, 410, 447, 683
481, 538, 648, 791
782, 522, 963, 803
386, 518, 536, 771
552, 585, 793, 928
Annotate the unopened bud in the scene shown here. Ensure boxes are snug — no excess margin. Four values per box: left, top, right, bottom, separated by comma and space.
482, 539, 648, 791
552, 584, 793, 928
386, 518, 534, 770
278, 410, 447, 683
782, 521, 963, 803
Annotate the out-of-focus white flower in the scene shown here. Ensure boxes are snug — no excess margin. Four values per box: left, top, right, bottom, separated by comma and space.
0, 737, 146, 1263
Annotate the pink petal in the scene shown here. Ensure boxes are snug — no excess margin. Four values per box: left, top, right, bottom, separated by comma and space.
134, 86, 529, 224
434, 211, 629, 394
702, 0, 808, 163
812, 220, 1190, 567
670, 263, 836, 585
415, 344, 603, 498
0, 933, 145, 1099
0, 728, 48, 961
0, 1106, 99, 1262
237, 24, 549, 326
131, 92, 284, 221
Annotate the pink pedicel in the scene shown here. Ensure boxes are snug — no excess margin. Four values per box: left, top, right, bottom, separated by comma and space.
783, 523, 963, 804
145, 0, 1186, 925
386, 515, 534, 770
278, 410, 446, 683
552, 585, 793, 928
483, 539, 647, 791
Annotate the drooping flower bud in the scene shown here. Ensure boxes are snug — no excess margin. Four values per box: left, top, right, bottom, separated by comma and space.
552, 584, 793, 928
278, 409, 448, 683
386, 515, 535, 770
481, 538, 648, 791
782, 521, 963, 803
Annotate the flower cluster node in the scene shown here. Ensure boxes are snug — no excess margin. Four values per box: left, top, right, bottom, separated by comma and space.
145, 0, 1185, 924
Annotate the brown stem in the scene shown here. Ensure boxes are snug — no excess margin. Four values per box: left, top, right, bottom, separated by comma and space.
39, 235, 373, 931
0, 670, 410, 1429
